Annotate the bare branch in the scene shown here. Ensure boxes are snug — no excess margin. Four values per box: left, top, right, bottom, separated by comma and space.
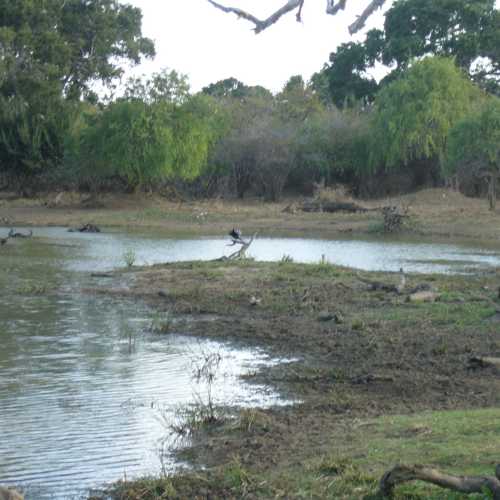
207, 0, 303, 34
348, 0, 387, 35
207, 0, 389, 35
380, 464, 500, 499
326, 0, 347, 15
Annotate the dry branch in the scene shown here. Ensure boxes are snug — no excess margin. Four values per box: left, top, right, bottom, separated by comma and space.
379, 464, 500, 499
301, 200, 370, 213
207, 0, 388, 34
467, 356, 500, 370
356, 269, 406, 294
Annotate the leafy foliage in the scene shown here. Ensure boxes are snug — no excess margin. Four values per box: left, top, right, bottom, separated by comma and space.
292, 107, 370, 188
446, 98, 500, 176
68, 73, 226, 190
313, 0, 499, 106
0, 0, 154, 185
0, 0, 155, 100
311, 42, 380, 108
369, 57, 481, 171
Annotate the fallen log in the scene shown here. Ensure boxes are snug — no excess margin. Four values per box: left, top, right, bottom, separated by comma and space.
356, 269, 406, 294
301, 200, 371, 213
68, 223, 101, 233
379, 464, 500, 499
8, 228, 32, 238
467, 356, 500, 370
90, 272, 114, 278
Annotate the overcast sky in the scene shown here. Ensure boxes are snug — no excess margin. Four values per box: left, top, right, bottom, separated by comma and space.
124, 0, 392, 93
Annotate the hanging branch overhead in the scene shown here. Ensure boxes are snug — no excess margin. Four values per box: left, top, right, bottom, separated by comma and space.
207, 0, 388, 35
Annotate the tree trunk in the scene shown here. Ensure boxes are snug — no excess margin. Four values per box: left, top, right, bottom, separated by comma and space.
488, 175, 496, 211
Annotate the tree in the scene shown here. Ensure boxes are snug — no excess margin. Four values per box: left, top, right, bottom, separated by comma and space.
276, 75, 322, 122
68, 72, 225, 190
313, 0, 499, 106
293, 107, 370, 189
0, 0, 154, 185
0, 0, 155, 100
446, 99, 500, 209
202, 78, 249, 99
369, 57, 481, 175
207, 0, 388, 35
312, 42, 380, 107
211, 94, 274, 198
202, 78, 273, 100
380, 0, 499, 89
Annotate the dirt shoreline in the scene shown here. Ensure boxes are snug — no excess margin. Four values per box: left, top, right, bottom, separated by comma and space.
89, 257, 500, 499
2, 188, 500, 243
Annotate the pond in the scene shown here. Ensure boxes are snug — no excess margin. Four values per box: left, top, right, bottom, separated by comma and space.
1, 227, 500, 499
0, 229, 290, 499
3, 226, 498, 274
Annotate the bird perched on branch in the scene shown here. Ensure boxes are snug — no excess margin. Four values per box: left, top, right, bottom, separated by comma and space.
229, 228, 244, 245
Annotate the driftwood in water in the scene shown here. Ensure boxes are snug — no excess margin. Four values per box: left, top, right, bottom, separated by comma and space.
90, 272, 114, 278
301, 200, 371, 213
68, 223, 101, 233
379, 464, 500, 499
8, 228, 32, 238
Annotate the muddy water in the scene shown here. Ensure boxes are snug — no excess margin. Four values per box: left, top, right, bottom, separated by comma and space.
1, 228, 500, 499
0, 232, 288, 499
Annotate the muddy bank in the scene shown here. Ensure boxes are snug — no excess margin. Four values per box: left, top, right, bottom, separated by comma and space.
90, 259, 500, 499
2, 188, 500, 242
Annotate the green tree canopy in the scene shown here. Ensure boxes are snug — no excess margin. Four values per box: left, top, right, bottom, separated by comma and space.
370, 57, 481, 171
446, 98, 500, 208
312, 0, 499, 106
202, 78, 272, 100
0, 0, 155, 100
69, 72, 227, 190
0, 0, 154, 183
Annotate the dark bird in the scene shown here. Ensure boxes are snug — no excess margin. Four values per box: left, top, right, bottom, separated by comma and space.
229, 228, 242, 241
0, 237, 7, 246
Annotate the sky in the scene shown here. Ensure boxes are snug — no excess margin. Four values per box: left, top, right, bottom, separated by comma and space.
124, 0, 392, 93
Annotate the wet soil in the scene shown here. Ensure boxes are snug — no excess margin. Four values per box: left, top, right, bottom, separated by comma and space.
90, 259, 500, 499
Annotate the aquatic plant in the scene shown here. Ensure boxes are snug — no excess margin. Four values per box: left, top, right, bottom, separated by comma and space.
122, 248, 137, 268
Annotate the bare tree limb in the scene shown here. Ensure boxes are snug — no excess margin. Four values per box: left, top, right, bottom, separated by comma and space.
348, 0, 387, 34
380, 464, 500, 499
207, 0, 303, 34
207, 0, 388, 35
326, 0, 347, 15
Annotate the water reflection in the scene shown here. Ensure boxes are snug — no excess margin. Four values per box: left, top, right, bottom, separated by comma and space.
0, 234, 287, 499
